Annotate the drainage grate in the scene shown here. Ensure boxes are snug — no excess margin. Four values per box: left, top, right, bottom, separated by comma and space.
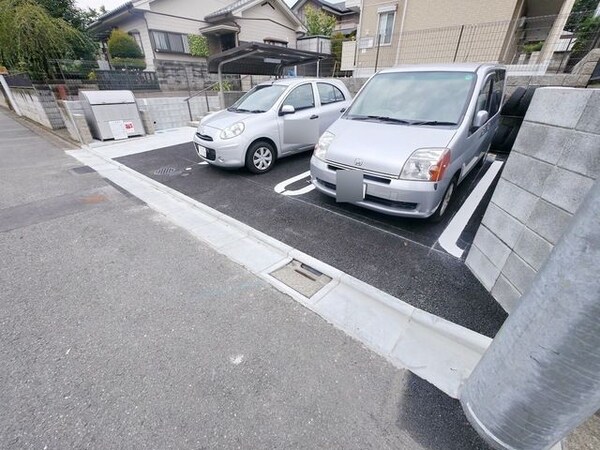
153, 167, 181, 177
270, 260, 332, 298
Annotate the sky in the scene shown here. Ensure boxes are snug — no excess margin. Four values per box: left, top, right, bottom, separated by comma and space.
76, 0, 297, 13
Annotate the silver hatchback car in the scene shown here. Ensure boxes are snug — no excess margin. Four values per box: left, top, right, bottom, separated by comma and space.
193, 78, 352, 173
310, 63, 505, 220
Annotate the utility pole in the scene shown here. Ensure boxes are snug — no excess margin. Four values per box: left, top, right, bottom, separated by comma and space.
460, 178, 600, 450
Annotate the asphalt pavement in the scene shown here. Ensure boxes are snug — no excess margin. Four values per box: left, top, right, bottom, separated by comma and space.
116, 143, 507, 337
0, 109, 494, 448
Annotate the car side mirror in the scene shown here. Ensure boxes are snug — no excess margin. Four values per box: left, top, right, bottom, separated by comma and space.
280, 105, 295, 115
472, 110, 489, 130
340, 107, 346, 113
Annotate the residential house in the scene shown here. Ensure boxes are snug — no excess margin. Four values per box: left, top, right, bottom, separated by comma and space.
87, 0, 305, 90
292, 0, 360, 36
348, 0, 579, 76
201, 0, 305, 54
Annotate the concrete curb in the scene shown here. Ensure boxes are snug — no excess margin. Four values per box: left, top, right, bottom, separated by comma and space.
67, 146, 492, 399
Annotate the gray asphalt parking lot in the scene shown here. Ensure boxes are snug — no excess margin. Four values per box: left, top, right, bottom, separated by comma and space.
116, 142, 507, 337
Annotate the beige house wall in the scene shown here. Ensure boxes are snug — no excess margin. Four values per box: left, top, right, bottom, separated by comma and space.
355, 0, 521, 73
237, 2, 299, 47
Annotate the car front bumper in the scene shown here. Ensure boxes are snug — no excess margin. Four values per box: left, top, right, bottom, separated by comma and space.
192, 133, 247, 168
310, 156, 447, 218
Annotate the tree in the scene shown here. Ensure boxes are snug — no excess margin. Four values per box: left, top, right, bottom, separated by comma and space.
565, 0, 599, 32
0, 0, 93, 78
35, 0, 98, 30
304, 5, 337, 36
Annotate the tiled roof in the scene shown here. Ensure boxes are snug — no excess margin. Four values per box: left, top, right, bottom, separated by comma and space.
204, 0, 254, 20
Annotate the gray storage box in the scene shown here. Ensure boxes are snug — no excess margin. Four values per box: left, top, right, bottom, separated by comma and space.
80, 90, 145, 141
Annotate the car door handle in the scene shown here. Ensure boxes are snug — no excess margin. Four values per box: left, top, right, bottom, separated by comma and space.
310, 114, 319, 120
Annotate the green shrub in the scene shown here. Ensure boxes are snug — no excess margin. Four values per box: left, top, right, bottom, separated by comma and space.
108, 29, 142, 58
111, 57, 146, 70
188, 34, 209, 57
212, 81, 232, 91
522, 41, 544, 54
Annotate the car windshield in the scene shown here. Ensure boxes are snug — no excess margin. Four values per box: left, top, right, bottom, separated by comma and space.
229, 84, 288, 113
345, 71, 476, 125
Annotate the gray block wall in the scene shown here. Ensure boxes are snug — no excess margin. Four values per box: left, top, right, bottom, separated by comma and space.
466, 87, 600, 313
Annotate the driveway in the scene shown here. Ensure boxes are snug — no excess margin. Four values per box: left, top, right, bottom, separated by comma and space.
116, 142, 507, 337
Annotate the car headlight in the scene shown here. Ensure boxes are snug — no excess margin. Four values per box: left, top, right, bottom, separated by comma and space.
220, 122, 245, 140
314, 131, 335, 161
400, 148, 451, 181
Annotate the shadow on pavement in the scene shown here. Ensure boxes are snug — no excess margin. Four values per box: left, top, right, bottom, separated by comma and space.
398, 373, 491, 450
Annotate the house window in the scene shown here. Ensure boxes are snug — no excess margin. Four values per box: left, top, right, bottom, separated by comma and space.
151, 31, 191, 54
129, 32, 144, 55
377, 11, 395, 45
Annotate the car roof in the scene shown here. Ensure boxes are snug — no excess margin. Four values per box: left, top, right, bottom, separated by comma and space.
257, 77, 342, 87
378, 63, 504, 74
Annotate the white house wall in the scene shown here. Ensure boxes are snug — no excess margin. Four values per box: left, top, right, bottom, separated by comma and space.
237, 2, 299, 47
148, 0, 223, 22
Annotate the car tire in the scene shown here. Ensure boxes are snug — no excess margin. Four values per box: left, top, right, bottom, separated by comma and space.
429, 176, 458, 223
245, 141, 276, 174
515, 86, 537, 117
492, 116, 523, 154
500, 87, 526, 116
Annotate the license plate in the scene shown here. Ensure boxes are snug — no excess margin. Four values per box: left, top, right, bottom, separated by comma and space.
336, 170, 365, 203
196, 145, 207, 158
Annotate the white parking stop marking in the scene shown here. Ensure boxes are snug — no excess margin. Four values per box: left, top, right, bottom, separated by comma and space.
274, 170, 315, 196
437, 160, 504, 258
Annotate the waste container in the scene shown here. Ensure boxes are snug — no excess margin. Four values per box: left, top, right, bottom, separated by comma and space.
80, 90, 145, 141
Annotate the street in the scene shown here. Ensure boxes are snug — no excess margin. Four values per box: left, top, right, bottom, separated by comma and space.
0, 109, 492, 448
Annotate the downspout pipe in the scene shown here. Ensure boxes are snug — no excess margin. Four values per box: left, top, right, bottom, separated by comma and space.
460, 177, 600, 450
393, 0, 408, 66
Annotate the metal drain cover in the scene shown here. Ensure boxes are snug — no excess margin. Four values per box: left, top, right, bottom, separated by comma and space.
270, 260, 331, 298
154, 167, 181, 176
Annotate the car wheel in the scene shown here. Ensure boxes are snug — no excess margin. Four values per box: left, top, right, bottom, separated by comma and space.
429, 176, 457, 223
500, 87, 526, 116
515, 86, 537, 117
245, 141, 275, 174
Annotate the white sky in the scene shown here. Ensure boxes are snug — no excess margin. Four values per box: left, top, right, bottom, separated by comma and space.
76, 0, 297, 13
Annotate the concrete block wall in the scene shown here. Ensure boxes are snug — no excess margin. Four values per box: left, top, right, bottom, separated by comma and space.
466, 87, 600, 313
56, 100, 94, 144
136, 96, 221, 131
10, 88, 54, 129
35, 87, 65, 130
505, 49, 600, 97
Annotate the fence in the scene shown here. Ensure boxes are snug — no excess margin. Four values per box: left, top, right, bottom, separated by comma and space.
348, 12, 600, 77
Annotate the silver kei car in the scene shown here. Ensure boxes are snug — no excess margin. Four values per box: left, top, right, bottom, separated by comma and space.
193, 78, 352, 173
310, 63, 505, 221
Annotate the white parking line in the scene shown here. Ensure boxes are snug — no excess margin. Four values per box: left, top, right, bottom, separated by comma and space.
437, 160, 504, 258
274, 170, 315, 196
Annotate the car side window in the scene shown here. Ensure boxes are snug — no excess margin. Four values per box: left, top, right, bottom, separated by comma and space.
489, 70, 505, 117
317, 83, 346, 105
471, 76, 493, 130
283, 84, 315, 111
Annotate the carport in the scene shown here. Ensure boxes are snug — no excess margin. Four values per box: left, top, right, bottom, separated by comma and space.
207, 42, 332, 108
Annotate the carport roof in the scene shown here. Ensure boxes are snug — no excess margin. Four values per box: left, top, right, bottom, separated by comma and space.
207, 42, 332, 76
